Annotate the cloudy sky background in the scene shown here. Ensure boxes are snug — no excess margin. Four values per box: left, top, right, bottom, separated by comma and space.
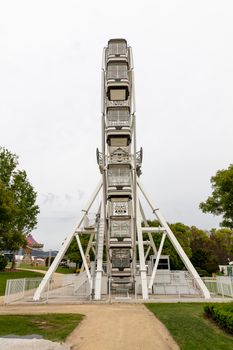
0, 1, 232, 250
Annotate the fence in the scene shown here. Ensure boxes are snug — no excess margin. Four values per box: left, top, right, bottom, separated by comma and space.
203, 276, 233, 298
5, 278, 43, 304
4, 272, 91, 304
4, 274, 233, 304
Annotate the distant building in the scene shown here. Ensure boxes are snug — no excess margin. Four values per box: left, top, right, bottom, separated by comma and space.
219, 264, 233, 276
22, 234, 44, 264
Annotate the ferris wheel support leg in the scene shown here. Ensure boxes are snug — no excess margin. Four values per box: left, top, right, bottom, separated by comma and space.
137, 180, 211, 299
136, 197, 149, 300
94, 202, 105, 300
33, 180, 102, 301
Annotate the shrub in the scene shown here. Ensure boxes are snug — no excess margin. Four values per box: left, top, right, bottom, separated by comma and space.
0, 255, 8, 271
204, 303, 233, 334
196, 267, 210, 277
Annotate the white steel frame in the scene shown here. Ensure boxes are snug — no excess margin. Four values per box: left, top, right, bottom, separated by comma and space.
137, 180, 210, 299
33, 176, 210, 301
33, 181, 102, 301
33, 39, 210, 301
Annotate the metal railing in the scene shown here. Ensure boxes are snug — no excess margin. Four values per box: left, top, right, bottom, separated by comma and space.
107, 119, 131, 127
74, 279, 91, 299
147, 271, 202, 297
203, 276, 233, 298
4, 273, 91, 304
108, 277, 135, 301
106, 110, 131, 128
5, 278, 43, 304
5, 273, 233, 304
108, 174, 131, 186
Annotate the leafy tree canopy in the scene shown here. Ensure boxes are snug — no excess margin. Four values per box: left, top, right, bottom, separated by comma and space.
145, 221, 192, 270
0, 147, 39, 261
66, 235, 94, 268
209, 228, 233, 264
200, 164, 233, 229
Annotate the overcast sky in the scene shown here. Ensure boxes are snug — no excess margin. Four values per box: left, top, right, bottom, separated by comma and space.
0, 1, 232, 250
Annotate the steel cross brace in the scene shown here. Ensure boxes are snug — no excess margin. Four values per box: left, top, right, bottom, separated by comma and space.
33, 181, 102, 301
137, 180, 211, 299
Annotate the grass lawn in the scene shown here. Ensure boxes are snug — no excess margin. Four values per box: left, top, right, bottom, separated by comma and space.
146, 303, 233, 350
0, 270, 43, 296
0, 314, 84, 342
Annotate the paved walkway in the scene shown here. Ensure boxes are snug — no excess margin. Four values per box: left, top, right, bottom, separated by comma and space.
0, 304, 179, 350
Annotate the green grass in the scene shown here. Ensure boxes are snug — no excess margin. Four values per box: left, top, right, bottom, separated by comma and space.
0, 314, 84, 341
146, 303, 233, 350
0, 270, 43, 296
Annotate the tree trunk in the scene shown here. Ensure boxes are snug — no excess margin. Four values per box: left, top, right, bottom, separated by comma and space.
11, 252, 16, 270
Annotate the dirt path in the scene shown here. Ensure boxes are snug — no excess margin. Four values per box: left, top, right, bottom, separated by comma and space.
0, 304, 179, 350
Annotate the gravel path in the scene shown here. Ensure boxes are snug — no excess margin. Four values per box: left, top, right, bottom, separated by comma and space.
0, 304, 179, 350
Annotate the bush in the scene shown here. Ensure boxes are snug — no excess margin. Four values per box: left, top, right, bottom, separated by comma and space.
0, 255, 8, 271
196, 267, 210, 277
204, 303, 233, 334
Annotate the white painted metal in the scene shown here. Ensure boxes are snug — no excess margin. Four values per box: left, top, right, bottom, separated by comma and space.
148, 232, 167, 290
5, 278, 43, 304
131, 47, 138, 292
137, 180, 211, 299
136, 197, 148, 299
141, 227, 166, 233
32, 39, 210, 303
102, 39, 137, 296
129, 47, 136, 113
94, 203, 105, 299
33, 181, 102, 301
75, 233, 92, 290
139, 201, 158, 254
145, 246, 151, 260
101, 48, 106, 115
80, 232, 95, 273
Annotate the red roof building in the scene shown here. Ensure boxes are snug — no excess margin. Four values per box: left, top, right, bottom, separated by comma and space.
26, 234, 44, 249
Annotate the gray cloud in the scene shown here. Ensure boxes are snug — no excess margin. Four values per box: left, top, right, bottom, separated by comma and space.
0, 0, 232, 250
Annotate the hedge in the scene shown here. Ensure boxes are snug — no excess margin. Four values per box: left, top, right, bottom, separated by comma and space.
0, 255, 8, 271
204, 303, 233, 334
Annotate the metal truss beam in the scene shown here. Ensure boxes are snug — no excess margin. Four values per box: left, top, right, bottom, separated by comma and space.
148, 232, 167, 290
94, 202, 105, 300
33, 181, 102, 301
137, 180, 211, 299
80, 232, 95, 273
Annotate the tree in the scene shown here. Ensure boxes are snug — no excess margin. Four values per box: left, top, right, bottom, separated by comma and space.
190, 226, 218, 275
146, 221, 192, 270
209, 228, 233, 265
0, 147, 39, 268
200, 164, 233, 229
0, 181, 16, 229
66, 238, 82, 267
0, 255, 8, 271
165, 222, 192, 270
